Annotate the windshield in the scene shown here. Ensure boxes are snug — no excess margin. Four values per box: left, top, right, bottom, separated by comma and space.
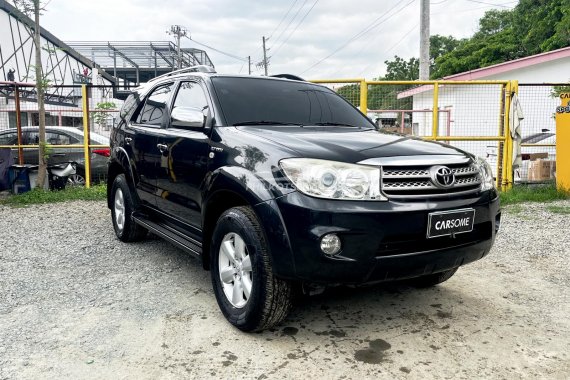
211, 77, 375, 128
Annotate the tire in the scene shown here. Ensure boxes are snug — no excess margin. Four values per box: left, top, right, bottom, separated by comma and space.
67, 169, 86, 187
408, 268, 458, 288
210, 206, 293, 332
110, 174, 147, 242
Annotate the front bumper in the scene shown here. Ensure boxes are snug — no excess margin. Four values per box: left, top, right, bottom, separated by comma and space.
269, 190, 500, 285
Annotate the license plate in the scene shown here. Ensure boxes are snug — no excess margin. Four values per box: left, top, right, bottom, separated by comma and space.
427, 208, 475, 238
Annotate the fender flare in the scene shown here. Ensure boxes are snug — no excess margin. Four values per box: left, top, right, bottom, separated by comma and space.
107, 147, 140, 208
203, 166, 297, 279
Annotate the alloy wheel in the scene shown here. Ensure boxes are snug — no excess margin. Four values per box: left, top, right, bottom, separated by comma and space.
218, 232, 253, 308
114, 188, 125, 232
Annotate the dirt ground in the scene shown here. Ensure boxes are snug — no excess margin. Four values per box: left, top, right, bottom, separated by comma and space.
0, 200, 569, 379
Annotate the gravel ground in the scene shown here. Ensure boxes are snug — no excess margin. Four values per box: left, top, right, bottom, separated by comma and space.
0, 200, 569, 380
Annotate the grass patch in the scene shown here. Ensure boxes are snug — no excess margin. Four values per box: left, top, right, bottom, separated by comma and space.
546, 205, 570, 214
0, 184, 106, 206
500, 184, 570, 205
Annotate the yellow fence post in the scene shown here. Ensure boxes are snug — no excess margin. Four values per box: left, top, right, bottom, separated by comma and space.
360, 80, 368, 114
500, 81, 515, 191
507, 80, 518, 190
495, 84, 506, 189
432, 82, 439, 139
81, 84, 91, 188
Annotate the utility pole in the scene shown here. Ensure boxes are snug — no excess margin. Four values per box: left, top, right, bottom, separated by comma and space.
167, 25, 188, 69
262, 36, 269, 76
419, 0, 430, 80
248, 56, 252, 75
256, 37, 270, 75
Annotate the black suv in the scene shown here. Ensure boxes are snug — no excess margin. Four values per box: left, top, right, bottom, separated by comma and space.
107, 66, 500, 331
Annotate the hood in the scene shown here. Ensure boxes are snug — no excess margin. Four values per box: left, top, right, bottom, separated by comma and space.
236, 126, 467, 163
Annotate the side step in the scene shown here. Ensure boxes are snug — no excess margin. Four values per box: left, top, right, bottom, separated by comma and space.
132, 214, 202, 258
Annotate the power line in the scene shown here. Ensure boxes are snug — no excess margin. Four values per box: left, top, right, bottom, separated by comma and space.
271, 0, 319, 57
433, 1, 515, 15
250, 0, 306, 66
465, 0, 515, 8
185, 35, 247, 62
301, 0, 415, 75
270, 0, 309, 49
357, 23, 419, 77
345, 0, 416, 45
268, 0, 299, 40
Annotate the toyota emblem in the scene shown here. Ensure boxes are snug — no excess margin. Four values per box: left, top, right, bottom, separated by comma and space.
430, 165, 455, 188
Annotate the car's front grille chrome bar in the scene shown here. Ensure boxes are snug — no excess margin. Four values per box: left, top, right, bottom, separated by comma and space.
379, 159, 482, 199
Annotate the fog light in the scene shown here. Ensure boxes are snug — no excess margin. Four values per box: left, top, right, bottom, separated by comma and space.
320, 233, 341, 256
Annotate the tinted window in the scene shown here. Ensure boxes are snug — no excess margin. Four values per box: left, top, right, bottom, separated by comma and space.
120, 94, 138, 120
23, 131, 39, 145
136, 83, 174, 126
0, 131, 18, 145
46, 132, 78, 145
173, 82, 208, 110
8, 112, 28, 128
211, 77, 374, 128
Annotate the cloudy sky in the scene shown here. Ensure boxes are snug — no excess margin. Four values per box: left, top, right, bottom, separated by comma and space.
41, 0, 517, 80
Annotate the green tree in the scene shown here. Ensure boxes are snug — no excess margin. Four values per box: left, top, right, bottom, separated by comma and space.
13, 0, 48, 188
430, 35, 463, 66
383, 35, 461, 80
384, 56, 419, 80
433, 0, 570, 78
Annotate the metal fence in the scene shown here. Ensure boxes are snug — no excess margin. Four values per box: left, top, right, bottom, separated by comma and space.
0, 82, 116, 188
516, 83, 560, 182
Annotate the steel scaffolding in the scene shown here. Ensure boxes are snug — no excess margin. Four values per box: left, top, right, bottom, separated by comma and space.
67, 41, 214, 89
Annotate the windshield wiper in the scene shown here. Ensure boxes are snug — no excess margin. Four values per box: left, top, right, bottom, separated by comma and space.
313, 122, 361, 128
233, 121, 303, 126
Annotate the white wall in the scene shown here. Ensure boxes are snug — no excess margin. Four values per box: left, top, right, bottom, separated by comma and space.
482, 58, 570, 83
411, 84, 503, 162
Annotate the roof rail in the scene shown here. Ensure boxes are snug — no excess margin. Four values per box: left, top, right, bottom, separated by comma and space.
148, 65, 216, 83
270, 74, 306, 81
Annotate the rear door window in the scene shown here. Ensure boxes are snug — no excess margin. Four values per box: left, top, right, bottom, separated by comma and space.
46, 132, 79, 145
135, 83, 174, 126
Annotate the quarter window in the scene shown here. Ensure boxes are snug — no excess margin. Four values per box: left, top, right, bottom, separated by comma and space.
136, 83, 174, 126
0, 132, 17, 145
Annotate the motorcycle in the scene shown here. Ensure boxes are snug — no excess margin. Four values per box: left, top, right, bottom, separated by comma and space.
47, 162, 77, 190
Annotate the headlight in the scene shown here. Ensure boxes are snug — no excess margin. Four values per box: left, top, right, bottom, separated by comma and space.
279, 158, 386, 200
476, 157, 495, 191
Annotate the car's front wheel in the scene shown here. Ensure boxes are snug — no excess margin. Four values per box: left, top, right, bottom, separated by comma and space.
110, 174, 147, 242
210, 206, 293, 332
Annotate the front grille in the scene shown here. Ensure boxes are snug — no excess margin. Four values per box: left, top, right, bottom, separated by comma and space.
381, 161, 482, 199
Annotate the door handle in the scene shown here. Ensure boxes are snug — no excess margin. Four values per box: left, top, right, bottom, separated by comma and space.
52, 153, 67, 157
125, 137, 132, 144
157, 144, 169, 154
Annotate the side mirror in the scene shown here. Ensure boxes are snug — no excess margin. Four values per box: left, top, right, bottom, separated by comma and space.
171, 106, 206, 129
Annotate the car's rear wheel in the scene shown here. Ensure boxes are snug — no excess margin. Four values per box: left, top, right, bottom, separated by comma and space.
110, 174, 147, 242
408, 268, 458, 288
67, 172, 86, 187
210, 206, 293, 332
